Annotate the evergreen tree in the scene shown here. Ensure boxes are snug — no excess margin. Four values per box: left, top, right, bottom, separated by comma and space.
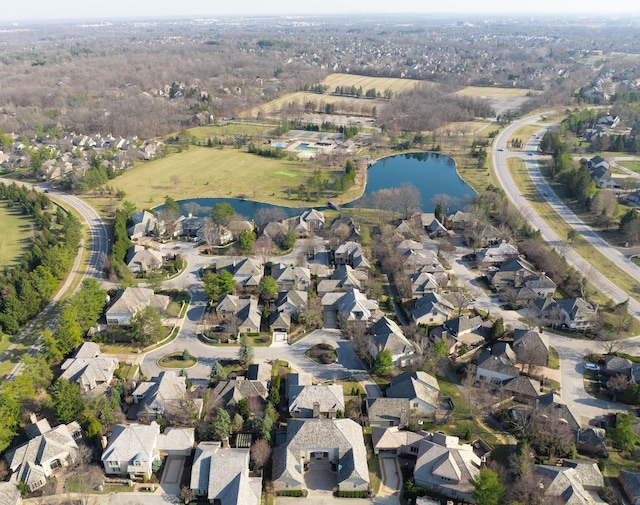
238, 334, 254, 366
470, 469, 506, 505
51, 379, 84, 424
212, 409, 232, 441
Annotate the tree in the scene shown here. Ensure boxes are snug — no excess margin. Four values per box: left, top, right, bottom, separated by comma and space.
372, 349, 393, 376
54, 304, 83, 356
510, 441, 532, 478
51, 379, 84, 424
180, 487, 195, 505
434, 202, 444, 223
239, 230, 256, 254
211, 202, 235, 227
470, 468, 506, 505
250, 439, 272, 470
567, 228, 579, 244
130, 307, 165, 347
609, 413, 640, 453
210, 361, 227, 381
258, 275, 278, 303
203, 270, 236, 302
255, 235, 275, 265
238, 334, 254, 365
232, 413, 244, 433
488, 317, 504, 342
212, 409, 232, 441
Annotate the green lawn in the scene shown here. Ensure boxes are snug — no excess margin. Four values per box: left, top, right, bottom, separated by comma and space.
619, 160, 640, 174
104, 145, 348, 211
548, 346, 560, 370
158, 352, 197, 368
0, 203, 35, 269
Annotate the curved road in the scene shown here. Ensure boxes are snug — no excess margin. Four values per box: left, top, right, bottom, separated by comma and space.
492, 115, 640, 319
0, 178, 109, 378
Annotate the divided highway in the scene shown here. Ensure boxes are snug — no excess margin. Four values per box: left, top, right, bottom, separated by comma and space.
492, 115, 640, 321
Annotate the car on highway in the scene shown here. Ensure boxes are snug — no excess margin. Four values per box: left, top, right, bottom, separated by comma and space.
498, 148, 504, 151
584, 363, 600, 371
543, 192, 549, 197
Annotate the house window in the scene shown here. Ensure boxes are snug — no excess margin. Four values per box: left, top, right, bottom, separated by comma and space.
134, 460, 141, 466
413, 403, 419, 408
50, 459, 61, 470
108, 461, 120, 468
410, 446, 419, 454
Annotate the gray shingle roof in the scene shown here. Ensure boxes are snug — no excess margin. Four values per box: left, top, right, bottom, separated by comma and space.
289, 384, 345, 417
386, 372, 439, 408
101, 422, 160, 477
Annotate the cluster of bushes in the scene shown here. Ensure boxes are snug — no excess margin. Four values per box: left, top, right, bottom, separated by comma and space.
336, 490, 369, 498
247, 142, 287, 159
276, 490, 305, 497
0, 183, 81, 334
333, 159, 356, 193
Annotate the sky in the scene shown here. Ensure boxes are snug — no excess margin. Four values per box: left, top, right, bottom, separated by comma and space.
2, 0, 639, 22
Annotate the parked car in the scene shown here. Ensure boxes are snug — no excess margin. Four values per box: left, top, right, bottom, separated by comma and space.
584, 363, 601, 371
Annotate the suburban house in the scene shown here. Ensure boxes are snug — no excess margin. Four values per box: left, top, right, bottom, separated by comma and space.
605, 355, 632, 376
125, 245, 164, 274
502, 377, 541, 404
534, 297, 598, 330
333, 241, 370, 271
535, 392, 581, 433
476, 241, 519, 269
534, 461, 604, 505
371, 426, 425, 456
173, 214, 205, 238
211, 378, 269, 409
190, 442, 261, 505
577, 427, 608, 458
587, 155, 609, 172
216, 258, 263, 288
4, 416, 81, 493
101, 422, 195, 481
105, 287, 169, 326
591, 165, 619, 189
0, 483, 21, 505
369, 317, 415, 367
489, 257, 537, 288
366, 397, 410, 428
445, 210, 475, 230
128, 210, 162, 239
272, 418, 370, 494
274, 290, 307, 317
59, 342, 119, 395
412, 292, 455, 326
216, 295, 261, 334
422, 215, 448, 237
293, 208, 325, 236
512, 329, 550, 367
321, 288, 380, 329
442, 315, 488, 348
619, 470, 640, 505
287, 378, 345, 418
386, 371, 440, 419
413, 432, 482, 503
475, 352, 519, 385
397, 239, 424, 256
317, 265, 368, 296
401, 249, 447, 284
261, 220, 289, 242
226, 220, 254, 239
271, 263, 311, 292
131, 370, 203, 422
409, 271, 440, 298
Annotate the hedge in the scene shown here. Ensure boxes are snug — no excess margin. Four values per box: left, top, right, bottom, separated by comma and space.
276, 490, 304, 497
336, 490, 369, 498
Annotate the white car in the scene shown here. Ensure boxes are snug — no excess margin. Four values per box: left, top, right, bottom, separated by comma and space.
584, 363, 600, 372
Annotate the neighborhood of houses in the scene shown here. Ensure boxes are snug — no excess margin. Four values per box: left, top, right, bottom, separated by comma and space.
0, 201, 637, 505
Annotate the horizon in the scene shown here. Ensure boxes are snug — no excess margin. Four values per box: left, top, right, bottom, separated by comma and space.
2, 1, 640, 24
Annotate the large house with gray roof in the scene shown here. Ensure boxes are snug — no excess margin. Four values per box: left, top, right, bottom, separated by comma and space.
216, 295, 261, 334
321, 288, 380, 329
534, 461, 604, 505
60, 342, 119, 396
413, 432, 482, 503
190, 442, 261, 505
131, 370, 203, 422
105, 287, 169, 326
287, 377, 345, 418
212, 378, 269, 410
386, 371, 440, 419
272, 418, 369, 494
0, 482, 21, 505
4, 416, 81, 493
370, 317, 415, 367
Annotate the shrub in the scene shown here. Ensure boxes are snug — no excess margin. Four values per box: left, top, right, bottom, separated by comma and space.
321, 351, 336, 364
336, 490, 369, 498
276, 489, 304, 497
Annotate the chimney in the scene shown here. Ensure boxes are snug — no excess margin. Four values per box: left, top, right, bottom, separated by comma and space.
29, 412, 38, 424
222, 436, 230, 449
101, 436, 108, 449
313, 401, 320, 419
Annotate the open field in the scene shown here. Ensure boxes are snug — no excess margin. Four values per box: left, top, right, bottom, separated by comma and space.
455, 86, 534, 98
0, 204, 34, 269
186, 123, 272, 142
507, 157, 640, 316
243, 90, 384, 119
320, 73, 424, 94
109, 146, 343, 210
619, 160, 640, 174
509, 125, 541, 147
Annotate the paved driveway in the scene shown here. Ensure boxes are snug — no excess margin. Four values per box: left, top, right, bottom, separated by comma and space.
374, 457, 401, 505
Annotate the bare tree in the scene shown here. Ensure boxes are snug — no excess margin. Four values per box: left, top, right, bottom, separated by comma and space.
596, 332, 628, 355
255, 235, 275, 266
511, 472, 549, 505
250, 439, 272, 470
607, 374, 629, 401
180, 487, 195, 504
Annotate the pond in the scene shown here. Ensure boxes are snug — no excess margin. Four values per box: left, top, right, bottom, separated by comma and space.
165, 152, 474, 219
345, 152, 475, 212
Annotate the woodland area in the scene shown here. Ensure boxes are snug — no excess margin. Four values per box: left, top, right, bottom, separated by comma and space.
0, 16, 638, 139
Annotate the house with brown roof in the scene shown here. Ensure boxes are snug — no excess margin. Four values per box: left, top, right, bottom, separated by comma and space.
216, 295, 261, 334
105, 287, 169, 326
513, 329, 550, 367
131, 371, 203, 422
212, 377, 269, 409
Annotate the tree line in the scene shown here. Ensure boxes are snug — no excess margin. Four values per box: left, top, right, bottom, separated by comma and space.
0, 183, 81, 335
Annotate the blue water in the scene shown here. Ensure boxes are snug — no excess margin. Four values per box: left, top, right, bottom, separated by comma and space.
164, 152, 474, 219
346, 152, 475, 212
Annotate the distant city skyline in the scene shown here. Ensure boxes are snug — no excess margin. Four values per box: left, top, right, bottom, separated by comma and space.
3, 0, 640, 23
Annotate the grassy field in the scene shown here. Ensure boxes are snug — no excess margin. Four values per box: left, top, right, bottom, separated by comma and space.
455, 86, 534, 99
243, 91, 385, 119
509, 125, 542, 147
507, 157, 640, 314
0, 203, 34, 269
108, 146, 341, 210
320, 73, 424, 94
186, 123, 272, 142
619, 160, 640, 174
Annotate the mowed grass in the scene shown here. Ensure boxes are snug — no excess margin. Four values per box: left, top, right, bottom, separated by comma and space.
0, 204, 34, 269
510, 125, 542, 146
455, 86, 534, 98
187, 124, 272, 142
507, 157, 640, 308
320, 73, 424, 94
619, 160, 640, 174
110, 146, 330, 209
